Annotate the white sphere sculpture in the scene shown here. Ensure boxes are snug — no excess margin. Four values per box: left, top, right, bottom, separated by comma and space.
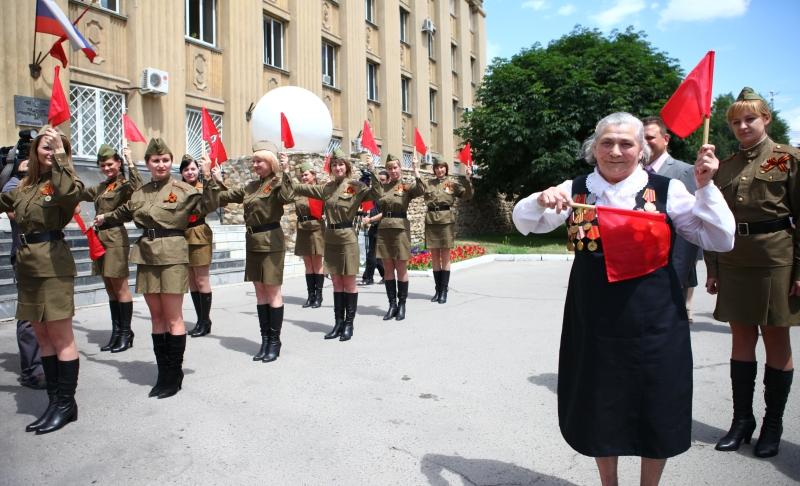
250, 86, 333, 153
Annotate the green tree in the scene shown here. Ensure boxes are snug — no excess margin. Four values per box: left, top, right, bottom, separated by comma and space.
460, 27, 683, 199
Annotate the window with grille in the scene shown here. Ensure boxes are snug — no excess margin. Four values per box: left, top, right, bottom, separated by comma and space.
264, 15, 284, 68
186, 0, 216, 46
185, 107, 223, 160
402, 151, 413, 168
69, 84, 125, 160
367, 62, 379, 102
400, 8, 409, 43
322, 41, 337, 87
401, 76, 410, 113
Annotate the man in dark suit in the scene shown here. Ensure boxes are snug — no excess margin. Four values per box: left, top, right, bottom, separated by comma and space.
642, 116, 700, 322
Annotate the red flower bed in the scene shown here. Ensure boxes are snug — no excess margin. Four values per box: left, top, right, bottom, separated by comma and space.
407, 244, 486, 270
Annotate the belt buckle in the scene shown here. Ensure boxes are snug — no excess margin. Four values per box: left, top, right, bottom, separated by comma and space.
19, 234, 28, 246
737, 222, 749, 236
146, 228, 156, 240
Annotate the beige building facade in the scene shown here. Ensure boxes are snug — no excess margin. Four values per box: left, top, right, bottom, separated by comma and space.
1, 0, 486, 169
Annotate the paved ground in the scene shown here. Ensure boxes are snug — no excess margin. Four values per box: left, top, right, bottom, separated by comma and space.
0, 259, 798, 485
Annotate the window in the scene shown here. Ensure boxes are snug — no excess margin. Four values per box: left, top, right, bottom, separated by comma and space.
69, 85, 125, 159
450, 0, 456, 16
186, 107, 223, 160
367, 62, 379, 101
429, 88, 437, 123
470, 56, 476, 84
186, 0, 216, 46
322, 41, 337, 86
365, 0, 375, 23
401, 77, 410, 113
402, 151, 413, 168
451, 43, 458, 71
469, 8, 476, 32
263, 15, 284, 68
453, 100, 460, 127
399, 8, 409, 43
427, 32, 435, 59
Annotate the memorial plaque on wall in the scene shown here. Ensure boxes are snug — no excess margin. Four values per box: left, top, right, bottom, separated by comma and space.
14, 96, 50, 127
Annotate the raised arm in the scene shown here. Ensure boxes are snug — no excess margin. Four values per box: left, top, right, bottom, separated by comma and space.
124, 146, 144, 190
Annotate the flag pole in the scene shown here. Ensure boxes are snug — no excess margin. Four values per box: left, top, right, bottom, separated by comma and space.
571, 202, 596, 210
702, 116, 710, 145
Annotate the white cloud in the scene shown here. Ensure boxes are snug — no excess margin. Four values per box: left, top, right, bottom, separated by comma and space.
558, 4, 576, 15
522, 0, 548, 11
591, 0, 647, 29
658, 0, 750, 26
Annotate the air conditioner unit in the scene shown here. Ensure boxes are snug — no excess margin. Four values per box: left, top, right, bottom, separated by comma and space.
141, 68, 169, 95
421, 18, 436, 33
322, 74, 332, 86
463, 106, 472, 114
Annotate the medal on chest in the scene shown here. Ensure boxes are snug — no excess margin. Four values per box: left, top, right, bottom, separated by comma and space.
761, 154, 790, 173
443, 182, 453, 194
41, 182, 54, 202
164, 192, 177, 203
642, 187, 657, 213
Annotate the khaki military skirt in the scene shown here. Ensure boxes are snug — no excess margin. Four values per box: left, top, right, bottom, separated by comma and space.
377, 227, 411, 260
16, 275, 74, 322
188, 243, 213, 267
714, 264, 800, 327
324, 241, 360, 276
92, 245, 131, 279
136, 263, 188, 294
245, 250, 285, 285
425, 223, 455, 249
295, 228, 325, 257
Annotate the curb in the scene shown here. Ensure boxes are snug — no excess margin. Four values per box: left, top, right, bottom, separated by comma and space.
408, 253, 574, 277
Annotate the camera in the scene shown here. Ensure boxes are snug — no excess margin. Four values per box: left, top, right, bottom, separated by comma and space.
0, 129, 38, 188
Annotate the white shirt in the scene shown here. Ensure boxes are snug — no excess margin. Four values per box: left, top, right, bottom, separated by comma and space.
512, 166, 735, 252
645, 151, 670, 173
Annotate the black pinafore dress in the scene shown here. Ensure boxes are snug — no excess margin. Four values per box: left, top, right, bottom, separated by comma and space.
558, 173, 692, 459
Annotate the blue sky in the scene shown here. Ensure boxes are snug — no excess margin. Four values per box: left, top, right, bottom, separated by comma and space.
483, 0, 800, 144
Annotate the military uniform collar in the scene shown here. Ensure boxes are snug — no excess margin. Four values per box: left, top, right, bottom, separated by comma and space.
149, 177, 171, 190
739, 135, 771, 159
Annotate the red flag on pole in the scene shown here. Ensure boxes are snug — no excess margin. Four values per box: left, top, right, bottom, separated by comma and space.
123, 114, 146, 143
596, 206, 671, 283
47, 66, 70, 127
73, 213, 106, 261
414, 128, 427, 156
660, 51, 715, 139
360, 120, 380, 155
201, 107, 228, 166
323, 153, 332, 174
458, 142, 473, 167
280, 112, 295, 149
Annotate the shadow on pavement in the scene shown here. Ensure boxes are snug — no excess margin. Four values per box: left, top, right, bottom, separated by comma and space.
204, 334, 260, 357
80, 351, 195, 387
73, 322, 110, 349
287, 319, 332, 334
0, 383, 46, 418
689, 317, 731, 334
527, 372, 558, 395
421, 453, 579, 486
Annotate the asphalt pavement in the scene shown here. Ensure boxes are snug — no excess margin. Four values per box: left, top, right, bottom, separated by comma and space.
0, 257, 797, 485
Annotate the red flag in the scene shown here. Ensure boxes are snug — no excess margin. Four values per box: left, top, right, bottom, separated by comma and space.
48, 66, 70, 127
73, 213, 106, 261
123, 114, 146, 143
49, 37, 68, 68
414, 128, 427, 156
308, 198, 324, 219
458, 142, 472, 167
201, 107, 228, 166
660, 51, 715, 139
280, 112, 295, 149
323, 153, 331, 174
360, 200, 374, 212
360, 120, 380, 155
596, 206, 671, 283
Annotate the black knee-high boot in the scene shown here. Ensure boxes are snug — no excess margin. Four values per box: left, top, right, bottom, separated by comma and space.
383, 280, 398, 320
302, 274, 315, 308
157, 334, 186, 399
324, 292, 345, 339
340, 292, 358, 341
396, 281, 409, 321
430, 271, 441, 302
187, 291, 202, 334
26, 355, 58, 432
149, 333, 168, 397
754, 366, 794, 458
715, 360, 757, 451
110, 301, 134, 353
253, 304, 270, 360
312, 274, 324, 308
263, 305, 283, 362
101, 301, 120, 351
36, 358, 79, 434
190, 292, 213, 337
438, 271, 450, 304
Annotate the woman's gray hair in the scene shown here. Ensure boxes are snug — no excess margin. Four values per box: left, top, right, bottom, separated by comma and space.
580, 112, 651, 166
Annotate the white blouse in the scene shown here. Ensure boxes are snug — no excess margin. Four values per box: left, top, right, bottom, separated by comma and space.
512, 166, 736, 252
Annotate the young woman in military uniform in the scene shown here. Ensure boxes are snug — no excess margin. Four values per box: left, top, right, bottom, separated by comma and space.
376, 154, 424, 321
280, 148, 382, 341
214, 141, 292, 362
180, 154, 216, 338
94, 138, 221, 399
79, 144, 142, 353
420, 157, 473, 303
293, 161, 325, 309
0, 127, 84, 434
705, 88, 800, 458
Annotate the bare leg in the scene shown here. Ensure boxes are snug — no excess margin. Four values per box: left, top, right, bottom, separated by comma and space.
253, 282, 283, 307
430, 248, 443, 271
640, 458, 666, 486
761, 326, 793, 371
31, 319, 77, 360
730, 322, 759, 362
383, 258, 397, 281
595, 457, 618, 486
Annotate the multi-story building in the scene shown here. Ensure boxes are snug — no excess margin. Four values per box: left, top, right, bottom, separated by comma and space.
1, 0, 486, 170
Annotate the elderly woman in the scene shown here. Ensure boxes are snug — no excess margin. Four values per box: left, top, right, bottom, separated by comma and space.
705, 88, 800, 458
280, 148, 382, 341
94, 138, 221, 399
79, 144, 142, 353
513, 112, 735, 486
293, 161, 325, 309
214, 141, 292, 362
421, 157, 473, 304
180, 154, 216, 338
0, 127, 84, 434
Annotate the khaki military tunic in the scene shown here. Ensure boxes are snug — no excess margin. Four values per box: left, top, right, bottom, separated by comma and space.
293, 196, 325, 257
420, 176, 473, 249
79, 164, 143, 278
376, 177, 425, 260
184, 181, 216, 267
0, 152, 84, 321
103, 177, 220, 294
704, 137, 800, 326
284, 171, 382, 275
219, 175, 292, 285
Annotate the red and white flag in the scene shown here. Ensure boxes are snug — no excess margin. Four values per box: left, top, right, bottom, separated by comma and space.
35, 0, 96, 62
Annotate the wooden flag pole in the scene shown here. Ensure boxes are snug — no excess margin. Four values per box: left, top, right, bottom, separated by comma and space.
702, 116, 710, 145
570, 202, 596, 210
